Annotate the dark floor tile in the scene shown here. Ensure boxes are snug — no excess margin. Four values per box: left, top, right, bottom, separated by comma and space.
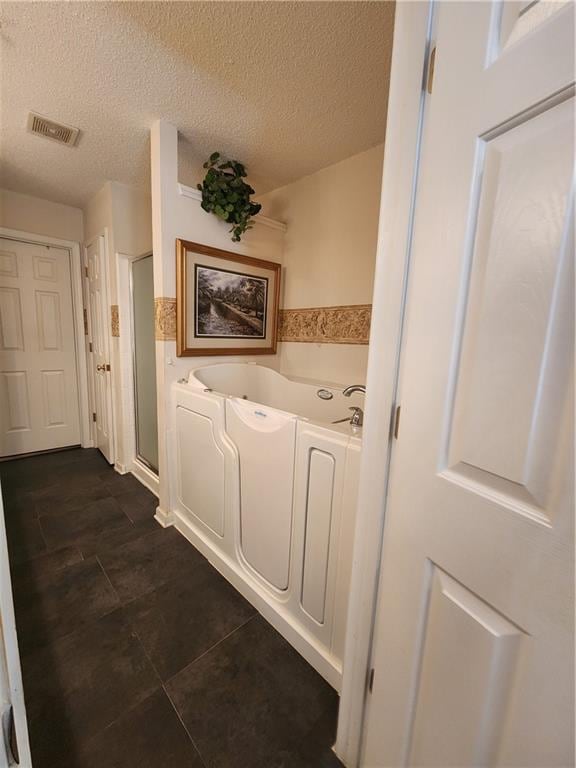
166, 616, 340, 768
125, 561, 256, 680
22, 609, 159, 766
11, 544, 83, 583
39, 496, 132, 551
31, 481, 111, 518
15, 556, 120, 653
80, 517, 158, 558
6, 516, 46, 564
115, 487, 158, 524
99, 526, 205, 602
61, 689, 204, 768
102, 471, 148, 497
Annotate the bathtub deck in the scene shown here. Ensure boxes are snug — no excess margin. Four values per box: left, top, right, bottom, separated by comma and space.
1, 447, 342, 768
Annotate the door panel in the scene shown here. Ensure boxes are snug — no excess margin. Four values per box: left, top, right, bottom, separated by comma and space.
362, 2, 574, 766
86, 236, 113, 463
408, 567, 524, 768
0, 238, 81, 456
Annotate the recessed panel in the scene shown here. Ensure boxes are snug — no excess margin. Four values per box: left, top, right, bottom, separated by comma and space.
0, 371, 31, 432
408, 567, 524, 767
301, 449, 335, 624
33, 256, 58, 282
41, 370, 66, 427
499, 1, 570, 55
177, 405, 225, 536
447, 97, 574, 515
35, 290, 62, 351
0, 250, 18, 278
0, 287, 24, 350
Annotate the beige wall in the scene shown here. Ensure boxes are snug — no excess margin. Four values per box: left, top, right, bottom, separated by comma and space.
0, 188, 84, 242
260, 144, 383, 384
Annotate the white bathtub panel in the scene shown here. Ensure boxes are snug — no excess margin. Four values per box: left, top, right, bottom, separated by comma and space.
176, 405, 225, 537
301, 449, 336, 623
331, 439, 361, 659
226, 398, 296, 591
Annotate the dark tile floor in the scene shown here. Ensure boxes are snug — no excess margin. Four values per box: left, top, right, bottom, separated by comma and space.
0, 448, 342, 768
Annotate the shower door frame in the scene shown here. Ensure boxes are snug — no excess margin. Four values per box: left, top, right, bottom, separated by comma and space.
116, 249, 159, 497
129, 252, 159, 475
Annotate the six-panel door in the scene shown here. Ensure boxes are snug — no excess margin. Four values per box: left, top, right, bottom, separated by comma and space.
0, 238, 81, 456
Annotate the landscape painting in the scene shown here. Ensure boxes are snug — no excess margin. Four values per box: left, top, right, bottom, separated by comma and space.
195, 265, 268, 338
176, 239, 281, 356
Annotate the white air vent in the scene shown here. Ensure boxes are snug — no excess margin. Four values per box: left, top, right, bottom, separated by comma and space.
27, 112, 80, 146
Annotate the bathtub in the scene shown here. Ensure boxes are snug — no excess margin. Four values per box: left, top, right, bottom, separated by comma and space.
170, 362, 362, 689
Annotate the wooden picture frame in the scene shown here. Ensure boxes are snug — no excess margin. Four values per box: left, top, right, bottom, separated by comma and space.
176, 239, 281, 356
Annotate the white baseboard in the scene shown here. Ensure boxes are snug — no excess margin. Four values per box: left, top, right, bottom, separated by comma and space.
131, 459, 159, 497
154, 506, 174, 528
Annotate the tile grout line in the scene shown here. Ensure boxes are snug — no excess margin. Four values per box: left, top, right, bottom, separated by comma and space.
164, 612, 258, 688
162, 683, 209, 767
95, 553, 124, 606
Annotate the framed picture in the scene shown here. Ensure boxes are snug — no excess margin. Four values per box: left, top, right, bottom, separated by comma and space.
176, 239, 281, 356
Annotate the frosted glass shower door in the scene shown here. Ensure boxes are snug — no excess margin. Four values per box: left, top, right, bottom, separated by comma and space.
131, 254, 158, 472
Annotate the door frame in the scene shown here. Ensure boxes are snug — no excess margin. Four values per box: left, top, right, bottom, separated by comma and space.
0, 226, 92, 451
335, 2, 433, 765
84, 230, 116, 465
116, 249, 159, 496
0, 482, 32, 766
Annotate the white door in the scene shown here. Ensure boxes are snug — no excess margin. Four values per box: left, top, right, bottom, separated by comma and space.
363, 2, 574, 766
0, 483, 32, 767
0, 238, 81, 457
86, 236, 114, 463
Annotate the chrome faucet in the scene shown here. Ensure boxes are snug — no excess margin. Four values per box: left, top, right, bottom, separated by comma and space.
332, 407, 364, 427
342, 384, 366, 397
332, 384, 366, 427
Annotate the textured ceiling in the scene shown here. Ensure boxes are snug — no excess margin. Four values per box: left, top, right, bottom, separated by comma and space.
0, 1, 395, 208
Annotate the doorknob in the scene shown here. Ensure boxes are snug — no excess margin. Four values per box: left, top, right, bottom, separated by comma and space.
96, 364, 110, 372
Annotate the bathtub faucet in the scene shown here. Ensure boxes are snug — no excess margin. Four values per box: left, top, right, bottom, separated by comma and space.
342, 384, 366, 397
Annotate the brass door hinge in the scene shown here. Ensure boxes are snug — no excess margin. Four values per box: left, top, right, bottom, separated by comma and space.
391, 404, 401, 440
368, 668, 375, 693
92, 412, 97, 423
83, 308, 88, 335
89, 342, 93, 353
106, 363, 111, 372
84, 265, 89, 278
426, 45, 436, 94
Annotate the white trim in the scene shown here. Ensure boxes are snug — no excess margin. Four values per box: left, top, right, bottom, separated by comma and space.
177, 183, 287, 232
0, 225, 92, 450
335, 3, 433, 766
154, 505, 174, 528
132, 457, 159, 497
0, 486, 32, 766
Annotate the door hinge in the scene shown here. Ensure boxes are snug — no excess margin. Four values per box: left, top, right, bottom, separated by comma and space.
84, 265, 89, 278
83, 308, 88, 335
390, 404, 401, 440
3, 704, 20, 765
89, 342, 93, 353
106, 363, 111, 372
368, 667, 375, 693
426, 45, 436, 94
92, 412, 97, 423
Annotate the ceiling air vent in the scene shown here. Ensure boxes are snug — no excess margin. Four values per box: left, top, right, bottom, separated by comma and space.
27, 112, 80, 147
